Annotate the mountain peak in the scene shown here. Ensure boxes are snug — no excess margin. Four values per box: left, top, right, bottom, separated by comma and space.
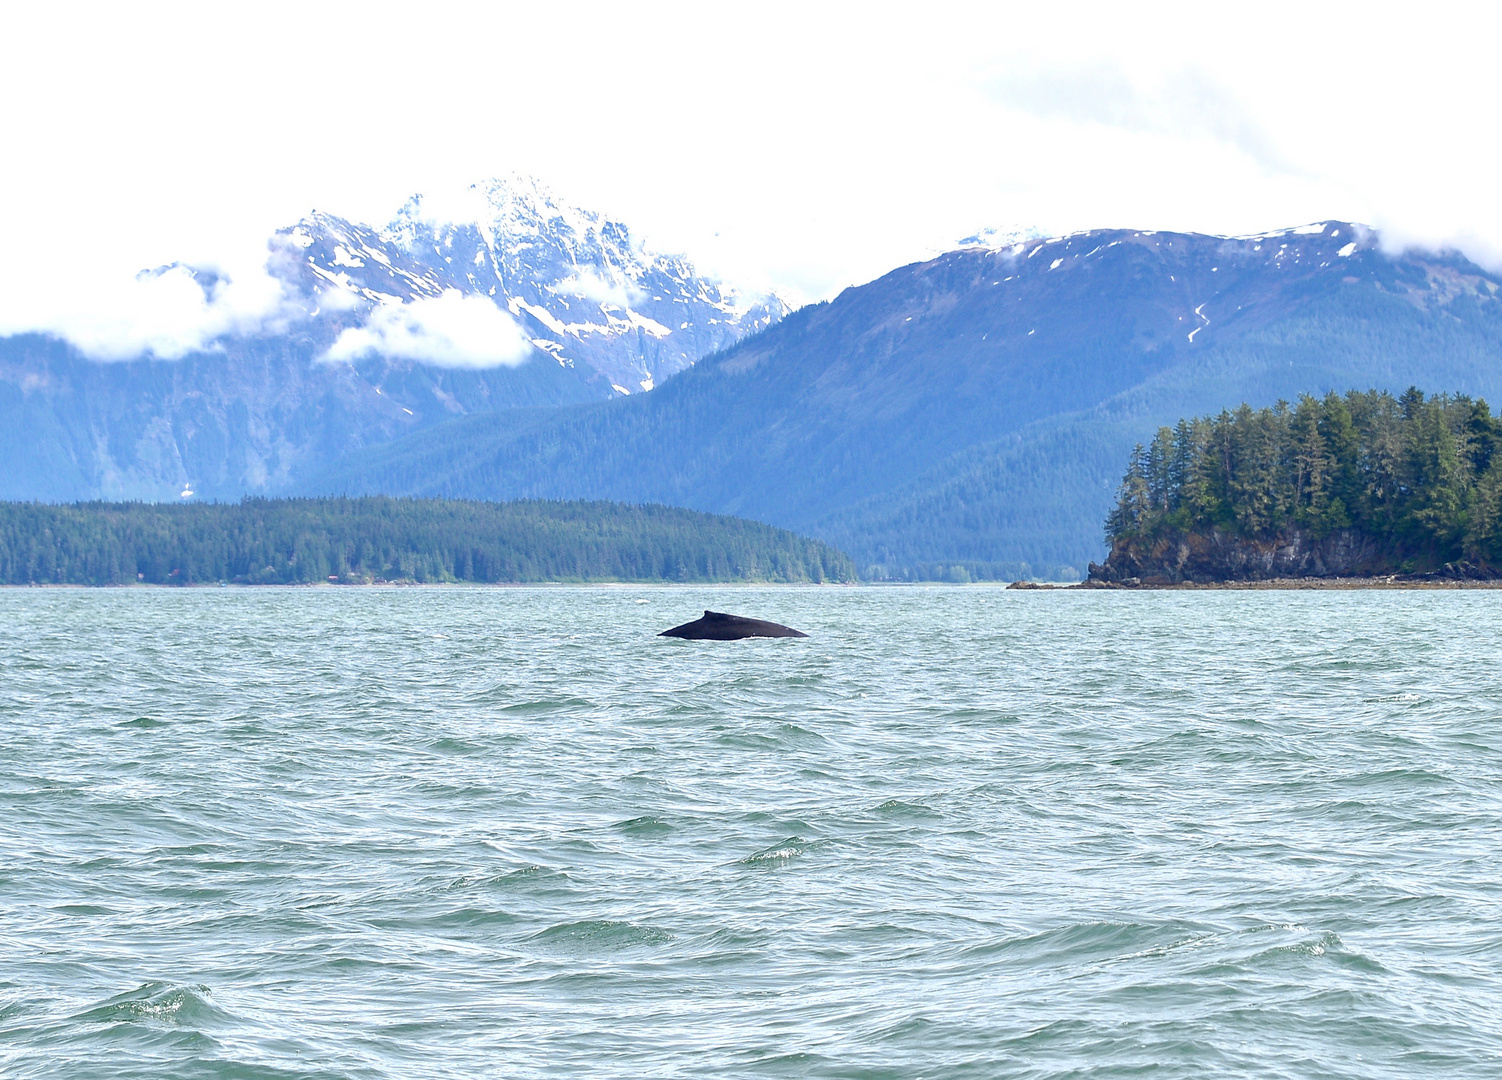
283, 176, 789, 392
957, 224, 1048, 250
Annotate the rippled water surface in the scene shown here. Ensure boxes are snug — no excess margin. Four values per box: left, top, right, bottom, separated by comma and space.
3, 586, 1501, 1078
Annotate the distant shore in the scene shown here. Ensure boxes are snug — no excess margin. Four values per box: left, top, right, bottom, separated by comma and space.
1011, 577, 1502, 591
0, 579, 854, 589
8, 577, 1498, 590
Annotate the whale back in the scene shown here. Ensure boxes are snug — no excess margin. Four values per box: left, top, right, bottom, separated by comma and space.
659, 610, 808, 640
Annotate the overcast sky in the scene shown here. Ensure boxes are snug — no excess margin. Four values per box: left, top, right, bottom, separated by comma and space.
3, 1, 1500, 353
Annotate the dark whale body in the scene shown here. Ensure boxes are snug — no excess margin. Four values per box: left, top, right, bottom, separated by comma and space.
659, 610, 808, 640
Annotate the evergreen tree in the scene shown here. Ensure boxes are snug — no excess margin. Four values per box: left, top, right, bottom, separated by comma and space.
1104, 388, 1502, 572
0, 498, 858, 586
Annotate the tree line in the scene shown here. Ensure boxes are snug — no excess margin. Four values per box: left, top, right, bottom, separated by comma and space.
1105, 388, 1502, 568
0, 497, 857, 585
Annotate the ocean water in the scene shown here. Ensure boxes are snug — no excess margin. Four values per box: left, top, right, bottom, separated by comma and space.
2, 585, 1501, 1079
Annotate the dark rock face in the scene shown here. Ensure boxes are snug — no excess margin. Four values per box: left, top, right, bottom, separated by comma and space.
1404, 560, 1502, 582
1089, 528, 1400, 584
659, 610, 809, 640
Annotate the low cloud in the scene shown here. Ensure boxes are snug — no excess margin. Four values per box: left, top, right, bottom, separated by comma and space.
0, 252, 301, 361
547, 267, 643, 308
986, 65, 1296, 177
1371, 220, 1502, 274
324, 290, 535, 368
313, 280, 365, 312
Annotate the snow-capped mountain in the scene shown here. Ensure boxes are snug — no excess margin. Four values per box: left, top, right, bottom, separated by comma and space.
0, 175, 792, 502
956, 224, 1047, 249
309, 221, 1502, 578
284, 175, 790, 394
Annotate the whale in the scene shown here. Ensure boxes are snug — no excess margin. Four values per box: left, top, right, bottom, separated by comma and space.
659, 610, 808, 640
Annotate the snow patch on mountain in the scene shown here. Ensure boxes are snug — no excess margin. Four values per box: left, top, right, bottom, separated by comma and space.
9, 176, 788, 383
957, 224, 1048, 250
289, 175, 791, 388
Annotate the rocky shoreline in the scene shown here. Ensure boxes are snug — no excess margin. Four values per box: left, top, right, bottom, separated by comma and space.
1010, 576, 1502, 590
1006, 525, 1502, 589
1064, 526, 1502, 589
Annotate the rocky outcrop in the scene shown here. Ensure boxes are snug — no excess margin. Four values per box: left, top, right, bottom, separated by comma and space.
1087, 528, 1500, 584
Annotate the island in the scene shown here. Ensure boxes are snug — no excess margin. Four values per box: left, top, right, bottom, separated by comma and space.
1087, 388, 1502, 586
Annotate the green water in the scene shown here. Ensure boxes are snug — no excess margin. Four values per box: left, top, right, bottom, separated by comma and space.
2, 586, 1499, 1078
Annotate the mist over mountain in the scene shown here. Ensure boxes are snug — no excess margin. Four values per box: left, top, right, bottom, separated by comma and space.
0, 176, 785, 501
290, 176, 790, 393
308, 223, 1502, 578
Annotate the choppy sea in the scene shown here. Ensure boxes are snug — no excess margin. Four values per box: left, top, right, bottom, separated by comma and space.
2, 586, 1500, 1078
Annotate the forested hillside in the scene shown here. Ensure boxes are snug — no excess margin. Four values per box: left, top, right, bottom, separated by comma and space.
0, 497, 855, 585
1093, 389, 1502, 582
309, 224, 1502, 579
0, 333, 603, 503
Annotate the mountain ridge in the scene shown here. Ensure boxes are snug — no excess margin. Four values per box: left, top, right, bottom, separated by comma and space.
287, 175, 790, 392
306, 221, 1502, 577
0, 176, 785, 502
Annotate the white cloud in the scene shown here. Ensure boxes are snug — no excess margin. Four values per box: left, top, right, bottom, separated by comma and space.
547, 268, 641, 308
0, 245, 301, 360
399, 185, 493, 230
313, 280, 364, 313
1, 0, 1501, 345
984, 66, 1296, 178
324, 290, 534, 369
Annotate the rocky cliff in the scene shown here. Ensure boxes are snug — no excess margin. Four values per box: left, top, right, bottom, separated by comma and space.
1088, 528, 1500, 584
